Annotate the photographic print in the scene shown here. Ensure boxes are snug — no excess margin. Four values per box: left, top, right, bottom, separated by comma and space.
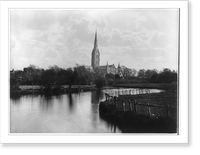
10, 8, 179, 134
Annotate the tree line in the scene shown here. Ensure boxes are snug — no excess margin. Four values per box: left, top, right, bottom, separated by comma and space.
10, 64, 178, 90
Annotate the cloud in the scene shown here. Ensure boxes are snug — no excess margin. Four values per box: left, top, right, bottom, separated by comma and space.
149, 32, 169, 48
71, 18, 93, 43
10, 9, 179, 70
93, 29, 152, 50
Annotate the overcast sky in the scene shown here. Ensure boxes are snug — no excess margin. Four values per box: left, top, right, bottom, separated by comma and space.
10, 9, 179, 71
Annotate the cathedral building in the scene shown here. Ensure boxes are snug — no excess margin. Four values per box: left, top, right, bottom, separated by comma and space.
91, 30, 121, 76
91, 30, 100, 69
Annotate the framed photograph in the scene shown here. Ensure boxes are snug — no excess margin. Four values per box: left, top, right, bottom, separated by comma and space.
0, 1, 188, 143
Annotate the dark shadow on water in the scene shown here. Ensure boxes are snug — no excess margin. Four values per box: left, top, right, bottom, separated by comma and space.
103, 120, 118, 133
99, 110, 177, 133
39, 94, 55, 110
11, 91, 77, 112
40, 93, 75, 112
10, 94, 22, 101
10, 95, 23, 106
67, 93, 74, 110
91, 90, 104, 104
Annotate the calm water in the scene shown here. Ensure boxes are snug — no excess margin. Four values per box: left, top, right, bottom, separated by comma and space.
10, 88, 162, 133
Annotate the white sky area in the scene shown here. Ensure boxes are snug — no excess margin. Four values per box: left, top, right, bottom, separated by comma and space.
10, 9, 179, 71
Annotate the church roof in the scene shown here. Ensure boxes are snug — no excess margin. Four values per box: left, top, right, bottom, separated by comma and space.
108, 64, 115, 67
98, 65, 107, 69
96, 66, 107, 74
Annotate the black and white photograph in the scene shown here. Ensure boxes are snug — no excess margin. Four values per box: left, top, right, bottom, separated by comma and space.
0, 0, 190, 146
9, 9, 180, 134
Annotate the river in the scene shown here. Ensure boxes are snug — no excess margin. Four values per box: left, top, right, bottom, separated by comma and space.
10, 88, 162, 133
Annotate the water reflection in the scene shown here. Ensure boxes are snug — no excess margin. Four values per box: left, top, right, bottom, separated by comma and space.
10, 88, 163, 133
90, 90, 107, 131
39, 95, 54, 110
10, 95, 22, 102
91, 90, 104, 104
67, 93, 74, 110
107, 123, 118, 133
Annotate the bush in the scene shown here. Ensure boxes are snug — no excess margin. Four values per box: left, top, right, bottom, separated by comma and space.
107, 78, 114, 86
95, 75, 106, 89
115, 78, 144, 84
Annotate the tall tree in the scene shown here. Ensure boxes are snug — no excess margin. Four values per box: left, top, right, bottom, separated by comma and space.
138, 69, 146, 78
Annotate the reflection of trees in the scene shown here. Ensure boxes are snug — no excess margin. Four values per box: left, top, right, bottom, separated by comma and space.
90, 90, 104, 129
10, 94, 22, 102
67, 93, 74, 110
39, 94, 63, 110
91, 90, 104, 104
107, 122, 117, 133
39, 95, 54, 110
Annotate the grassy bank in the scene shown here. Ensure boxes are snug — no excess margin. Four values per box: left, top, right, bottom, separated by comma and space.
121, 89, 177, 118
10, 83, 177, 96
99, 111, 177, 133
10, 85, 97, 96
99, 85, 178, 133
111, 83, 177, 119
114, 83, 177, 90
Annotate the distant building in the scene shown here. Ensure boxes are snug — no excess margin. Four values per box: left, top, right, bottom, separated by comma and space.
91, 30, 121, 76
84, 65, 93, 72
91, 30, 100, 69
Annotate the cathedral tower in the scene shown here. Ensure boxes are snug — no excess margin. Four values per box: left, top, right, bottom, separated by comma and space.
91, 30, 100, 69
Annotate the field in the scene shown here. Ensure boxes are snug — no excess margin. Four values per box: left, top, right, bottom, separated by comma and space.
10, 85, 96, 95
114, 83, 177, 90
99, 84, 178, 133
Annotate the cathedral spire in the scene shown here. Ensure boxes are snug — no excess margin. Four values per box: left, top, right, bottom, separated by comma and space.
91, 30, 100, 69
94, 29, 98, 48
118, 63, 120, 68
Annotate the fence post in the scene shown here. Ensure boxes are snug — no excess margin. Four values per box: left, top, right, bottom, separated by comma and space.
148, 103, 151, 117
166, 104, 170, 117
105, 93, 110, 101
123, 101, 125, 111
113, 96, 115, 105
129, 100, 132, 111
133, 101, 137, 115
115, 99, 118, 110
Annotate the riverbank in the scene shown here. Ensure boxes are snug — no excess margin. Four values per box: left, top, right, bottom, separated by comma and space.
114, 83, 177, 90
99, 87, 177, 133
10, 83, 177, 97
10, 85, 97, 96
99, 110, 177, 133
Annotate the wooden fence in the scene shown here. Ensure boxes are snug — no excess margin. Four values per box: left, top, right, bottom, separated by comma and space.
104, 93, 176, 118
105, 89, 151, 97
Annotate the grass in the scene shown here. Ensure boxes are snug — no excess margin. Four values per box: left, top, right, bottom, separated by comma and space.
10, 85, 97, 96
121, 89, 177, 118
99, 84, 178, 133
99, 110, 177, 133
114, 83, 177, 90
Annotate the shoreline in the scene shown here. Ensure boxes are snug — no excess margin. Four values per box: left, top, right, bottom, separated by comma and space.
113, 83, 177, 90
10, 83, 178, 133
10, 85, 97, 96
99, 88, 177, 133
10, 83, 177, 97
